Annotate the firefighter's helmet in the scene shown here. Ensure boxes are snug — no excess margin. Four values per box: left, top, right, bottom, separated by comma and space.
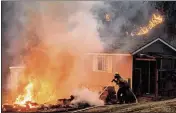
115, 72, 119, 75
114, 72, 121, 79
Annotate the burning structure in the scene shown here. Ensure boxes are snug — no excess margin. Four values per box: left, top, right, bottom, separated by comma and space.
86, 38, 176, 99
4, 38, 176, 112
2, 1, 176, 113
131, 13, 163, 36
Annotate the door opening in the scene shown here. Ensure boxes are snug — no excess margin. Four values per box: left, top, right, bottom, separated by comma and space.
133, 60, 156, 96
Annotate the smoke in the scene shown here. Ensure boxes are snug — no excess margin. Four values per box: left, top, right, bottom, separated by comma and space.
2, 1, 160, 104
2, 1, 103, 104
71, 88, 104, 106
93, 1, 156, 52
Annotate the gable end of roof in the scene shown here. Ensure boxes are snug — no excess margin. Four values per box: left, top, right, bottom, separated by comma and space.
132, 38, 176, 55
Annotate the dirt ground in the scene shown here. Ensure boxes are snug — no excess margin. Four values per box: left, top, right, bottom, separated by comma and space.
71, 98, 176, 113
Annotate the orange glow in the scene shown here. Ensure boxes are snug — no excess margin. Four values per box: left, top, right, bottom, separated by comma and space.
105, 14, 111, 21
15, 82, 33, 105
5, 3, 103, 107
11, 44, 82, 105
132, 13, 163, 36
14, 81, 38, 109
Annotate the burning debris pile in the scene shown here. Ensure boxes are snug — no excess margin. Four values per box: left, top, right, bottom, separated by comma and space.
2, 95, 75, 112
3, 79, 123, 112
2, 87, 111, 112
2, 1, 104, 112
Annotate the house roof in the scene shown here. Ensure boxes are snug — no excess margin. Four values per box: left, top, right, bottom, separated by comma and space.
101, 24, 176, 54
91, 37, 176, 56
86, 53, 131, 56
132, 38, 176, 55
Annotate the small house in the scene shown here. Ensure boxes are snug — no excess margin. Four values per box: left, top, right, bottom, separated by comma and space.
85, 38, 176, 98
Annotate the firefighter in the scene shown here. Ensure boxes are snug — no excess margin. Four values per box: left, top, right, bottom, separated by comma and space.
111, 73, 131, 104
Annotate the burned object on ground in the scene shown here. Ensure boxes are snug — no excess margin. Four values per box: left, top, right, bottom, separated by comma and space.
112, 73, 136, 104
100, 86, 117, 104
2, 95, 91, 112
2, 104, 17, 112
57, 95, 75, 107
2, 101, 39, 112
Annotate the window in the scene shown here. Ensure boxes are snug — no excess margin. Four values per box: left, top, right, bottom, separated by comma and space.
93, 55, 112, 73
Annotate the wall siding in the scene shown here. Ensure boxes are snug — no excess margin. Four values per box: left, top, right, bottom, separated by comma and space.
84, 54, 133, 91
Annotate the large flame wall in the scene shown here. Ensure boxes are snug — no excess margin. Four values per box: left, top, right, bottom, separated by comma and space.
4, 2, 103, 105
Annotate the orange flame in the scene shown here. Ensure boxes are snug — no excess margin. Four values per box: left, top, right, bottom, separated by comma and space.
105, 14, 111, 21
132, 13, 163, 36
14, 81, 34, 107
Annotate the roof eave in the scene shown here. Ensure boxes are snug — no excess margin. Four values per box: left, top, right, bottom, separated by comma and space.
132, 38, 176, 55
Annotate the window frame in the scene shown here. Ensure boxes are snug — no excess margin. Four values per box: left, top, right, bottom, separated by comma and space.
93, 55, 112, 73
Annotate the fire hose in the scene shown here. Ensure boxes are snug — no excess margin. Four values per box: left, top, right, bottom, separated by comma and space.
99, 83, 112, 97
72, 82, 138, 113
129, 89, 138, 103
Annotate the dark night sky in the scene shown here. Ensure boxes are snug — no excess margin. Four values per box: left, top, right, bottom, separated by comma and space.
152, 1, 176, 37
